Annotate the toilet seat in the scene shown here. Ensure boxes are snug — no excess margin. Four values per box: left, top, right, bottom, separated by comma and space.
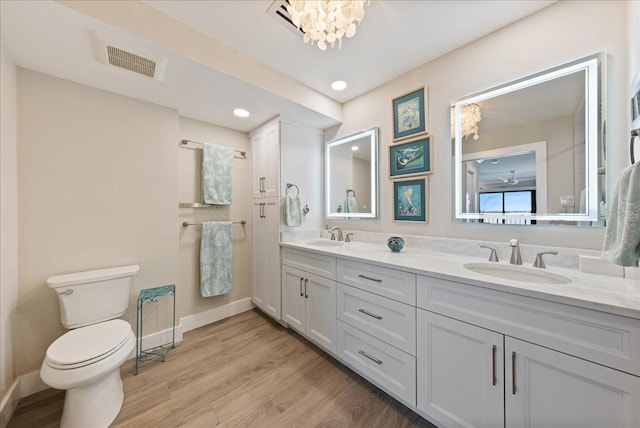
46, 319, 132, 370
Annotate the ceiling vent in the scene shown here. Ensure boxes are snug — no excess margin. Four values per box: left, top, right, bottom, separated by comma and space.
91, 32, 167, 81
267, 0, 304, 37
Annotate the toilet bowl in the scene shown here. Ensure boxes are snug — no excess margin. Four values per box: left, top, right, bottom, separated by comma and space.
40, 265, 140, 428
41, 319, 135, 428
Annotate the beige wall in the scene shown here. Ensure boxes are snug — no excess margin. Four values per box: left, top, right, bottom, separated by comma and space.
1, 47, 19, 414
331, 0, 627, 250
16, 69, 180, 375
178, 117, 251, 317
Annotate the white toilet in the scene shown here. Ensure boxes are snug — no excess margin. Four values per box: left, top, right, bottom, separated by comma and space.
40, 264, 140, 428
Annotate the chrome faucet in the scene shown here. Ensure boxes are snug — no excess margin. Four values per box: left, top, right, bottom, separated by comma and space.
329, 226, 344, 241
509, 239, 523, 265
480, 245, 499, 262
533, 251, 558, 269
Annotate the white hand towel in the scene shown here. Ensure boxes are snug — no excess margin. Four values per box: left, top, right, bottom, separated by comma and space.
285, 194, 302, 227
602, 162, 640, 267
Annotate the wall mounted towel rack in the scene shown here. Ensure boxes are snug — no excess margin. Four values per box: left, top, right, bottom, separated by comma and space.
179, 203, 223, 209
286, 183, 300, 196
180, 139, 246, 159
182, 220, 246, 227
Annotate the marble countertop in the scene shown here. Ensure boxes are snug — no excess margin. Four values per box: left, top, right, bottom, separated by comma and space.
281, 240, 640, 320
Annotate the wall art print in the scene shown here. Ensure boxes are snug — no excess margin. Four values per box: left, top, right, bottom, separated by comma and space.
393, 178, 427, 222
393, 87, 426, 141
389, 136, 431, 178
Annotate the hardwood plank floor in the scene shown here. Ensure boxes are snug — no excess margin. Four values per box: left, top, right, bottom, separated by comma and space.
8, 309, 435, 428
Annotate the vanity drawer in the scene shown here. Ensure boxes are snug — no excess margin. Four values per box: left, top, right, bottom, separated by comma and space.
337, 259, 416, 305
337, 283, 416, 355
282, 248, 336, 279
337, 320, 416, 407
417, 274, 640, 376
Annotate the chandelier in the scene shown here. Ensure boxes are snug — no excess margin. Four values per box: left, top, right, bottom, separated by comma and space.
287, 1, 370, 51
451, 103, 481, 140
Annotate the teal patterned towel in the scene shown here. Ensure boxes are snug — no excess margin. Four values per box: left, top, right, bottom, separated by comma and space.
602, 162, 640, 267
202, 143, 233, 205
200, 222, 233, 297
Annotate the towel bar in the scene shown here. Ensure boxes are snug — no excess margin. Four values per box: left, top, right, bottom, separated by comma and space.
182, 220, 246, 227
179, 203, 223, 208
180, 139, 246, 159
286, 183, 300, 196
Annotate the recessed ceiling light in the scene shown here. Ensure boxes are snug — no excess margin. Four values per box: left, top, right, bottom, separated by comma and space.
233, 108, 250, 118
331, 80, 347, 91
352, 146, 359, 151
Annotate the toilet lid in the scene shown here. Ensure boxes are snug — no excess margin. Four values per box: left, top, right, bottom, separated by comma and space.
46, 319, 132, 368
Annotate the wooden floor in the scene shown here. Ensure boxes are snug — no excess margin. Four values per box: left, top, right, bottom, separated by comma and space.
8, 309, 435, 428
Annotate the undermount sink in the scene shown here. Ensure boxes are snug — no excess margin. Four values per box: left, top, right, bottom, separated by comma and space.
306, 239, 345, 247
463, 262, 572, 285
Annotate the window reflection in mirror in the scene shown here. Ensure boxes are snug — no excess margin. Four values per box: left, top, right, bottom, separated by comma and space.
326, 128, 378, 219
453, 53, 605, 225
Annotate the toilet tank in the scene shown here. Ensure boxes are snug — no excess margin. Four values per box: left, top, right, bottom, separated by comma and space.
47, 265, 140, 329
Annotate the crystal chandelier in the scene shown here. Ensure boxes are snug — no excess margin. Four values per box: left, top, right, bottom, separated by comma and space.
287, 1, 370, 51
451, 103, 481, 140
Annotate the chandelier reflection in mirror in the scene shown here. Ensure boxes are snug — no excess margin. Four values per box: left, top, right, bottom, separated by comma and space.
451, 103, 482, 140
287, 0, 370, 51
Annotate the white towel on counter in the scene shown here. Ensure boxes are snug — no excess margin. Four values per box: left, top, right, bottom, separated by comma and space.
602, 162, 640, 267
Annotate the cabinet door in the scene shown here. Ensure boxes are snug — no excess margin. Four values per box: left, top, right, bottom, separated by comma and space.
281, 265, 306, 334
505, 337, 640, 428
251, 198, 281, 320
251, 129, 266, 199
251, 201, 267, 309
261, 122, 280, 198
251, 122, 280, 199
305, 272, 336, 354
263, 198, 281, 319
417, 310, 504, 428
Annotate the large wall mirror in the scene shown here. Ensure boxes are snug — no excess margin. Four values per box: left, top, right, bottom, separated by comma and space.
453, 53, 605, 225
326, 127, 379, 219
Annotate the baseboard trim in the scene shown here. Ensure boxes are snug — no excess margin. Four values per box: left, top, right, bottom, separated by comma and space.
181, 297, 254, 332
137, 324, 184, 353
12, 371, 47, 405
8, 297, 255, 410
0, 379, 20, 428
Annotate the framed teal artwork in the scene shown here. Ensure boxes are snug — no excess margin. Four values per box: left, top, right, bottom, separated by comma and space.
389, 136, 431, 178
393, 178, 427, 222
393, 87, 426, 141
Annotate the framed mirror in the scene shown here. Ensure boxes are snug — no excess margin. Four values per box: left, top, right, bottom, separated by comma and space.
453, 53, 605, 225
326, 127, 379, 219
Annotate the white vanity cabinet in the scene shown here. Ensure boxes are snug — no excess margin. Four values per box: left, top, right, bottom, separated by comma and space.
504, 337, 640, 428
416, 274, 640, 428
416, 310, 504, 428
335, 259, 417, 407
250, 121, 279, 199
280, 243, 640, 427
281, 248, 337, 354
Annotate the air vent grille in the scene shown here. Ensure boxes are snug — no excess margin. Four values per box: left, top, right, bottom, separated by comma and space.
267, 0, 304, 37
91, 32, 168, 82
106, 46, 156, 78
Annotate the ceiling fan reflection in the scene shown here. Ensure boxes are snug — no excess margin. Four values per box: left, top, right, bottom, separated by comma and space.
497, 170, 519, 185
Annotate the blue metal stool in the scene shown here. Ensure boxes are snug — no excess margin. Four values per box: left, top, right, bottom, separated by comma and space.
135, 284, 176, 375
